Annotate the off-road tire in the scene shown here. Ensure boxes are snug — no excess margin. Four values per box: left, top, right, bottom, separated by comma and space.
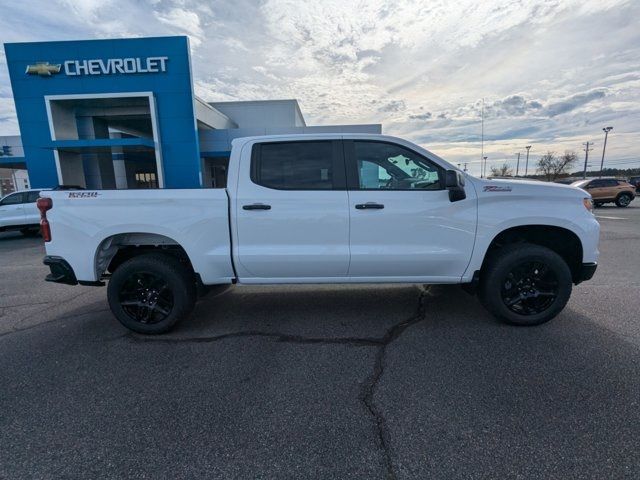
479, 243, 572, 326
107, 253, 196, 334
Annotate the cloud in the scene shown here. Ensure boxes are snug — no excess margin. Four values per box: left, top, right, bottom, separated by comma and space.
155, 8, 204, 47
378, 100, 406, 113
545, 89, 607, 116
408, 112, 432, 121
0, 0, 638, 177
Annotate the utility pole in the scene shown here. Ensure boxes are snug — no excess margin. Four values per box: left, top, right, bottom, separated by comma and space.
483, 156, 488, 178
582, 141, 594, 179
515, 152, 521, 176
599, 126, 613, 177
480, 98, 484, 177
524, 145, 531, 177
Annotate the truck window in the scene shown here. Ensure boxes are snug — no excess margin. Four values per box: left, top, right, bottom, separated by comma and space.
351, 141, 442, 190
252, 141, 336, 190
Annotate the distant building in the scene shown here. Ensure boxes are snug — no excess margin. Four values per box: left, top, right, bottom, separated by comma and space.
2, 36, 380, 189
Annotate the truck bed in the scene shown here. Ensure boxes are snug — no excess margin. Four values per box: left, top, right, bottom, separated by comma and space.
41, 189, 235, 284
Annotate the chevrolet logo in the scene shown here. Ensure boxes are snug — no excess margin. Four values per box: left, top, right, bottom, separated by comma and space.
25, 62, 61, 76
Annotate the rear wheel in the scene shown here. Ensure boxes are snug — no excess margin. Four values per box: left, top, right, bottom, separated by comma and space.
479, 244, 572, 326
615, 193, 632, 207
107, 253, 196, 334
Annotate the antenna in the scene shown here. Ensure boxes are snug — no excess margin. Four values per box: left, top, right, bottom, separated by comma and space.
480, 98, 484, 177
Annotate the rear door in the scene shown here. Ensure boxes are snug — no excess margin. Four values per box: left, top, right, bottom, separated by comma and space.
344, 139, 476, 281
234, 139, 350, 280
0, 192, 27, 228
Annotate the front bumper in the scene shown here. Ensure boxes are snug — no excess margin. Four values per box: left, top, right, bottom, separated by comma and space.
575, 262, 597, 285
43, 256, 78, 285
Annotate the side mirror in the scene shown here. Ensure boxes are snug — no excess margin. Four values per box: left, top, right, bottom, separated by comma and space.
445, 170, 466, 202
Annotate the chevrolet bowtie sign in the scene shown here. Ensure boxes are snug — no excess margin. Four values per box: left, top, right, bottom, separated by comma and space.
25, 62, 61, 76
26, 57, 169, 76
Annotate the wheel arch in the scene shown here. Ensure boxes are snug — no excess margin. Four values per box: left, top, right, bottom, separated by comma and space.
95, 232, 195, 280
480, 225, 584, 284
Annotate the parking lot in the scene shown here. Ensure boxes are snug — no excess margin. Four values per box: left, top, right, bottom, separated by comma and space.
1, 204, 639, 479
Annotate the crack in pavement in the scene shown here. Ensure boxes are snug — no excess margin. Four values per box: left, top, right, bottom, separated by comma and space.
359, 285, 430, 480
130, 284, 431, 480
128, 330, 384, 347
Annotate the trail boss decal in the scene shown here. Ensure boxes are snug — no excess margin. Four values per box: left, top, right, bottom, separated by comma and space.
68, 192, 99, 198
483, 185, 512, 192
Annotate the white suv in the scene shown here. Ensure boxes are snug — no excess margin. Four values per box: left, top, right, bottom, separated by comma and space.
0, 189, 47, 235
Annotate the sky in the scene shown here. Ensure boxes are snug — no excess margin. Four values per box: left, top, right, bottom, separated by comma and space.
0, 0, 639, 176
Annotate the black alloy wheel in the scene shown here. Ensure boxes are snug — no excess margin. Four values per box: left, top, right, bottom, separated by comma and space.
118, 271, 174, 325
107, 253, 196, 334
500, 260, 559, 316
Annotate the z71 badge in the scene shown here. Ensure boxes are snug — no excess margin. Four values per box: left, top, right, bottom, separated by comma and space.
483, 185, 512, 192
68, 191, 99, 198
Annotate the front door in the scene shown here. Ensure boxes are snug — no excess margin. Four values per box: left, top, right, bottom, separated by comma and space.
344, 140, 476, 281
234, 139, 350, 280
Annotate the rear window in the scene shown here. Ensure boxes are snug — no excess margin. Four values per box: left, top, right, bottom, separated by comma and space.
252, 141, 335, 190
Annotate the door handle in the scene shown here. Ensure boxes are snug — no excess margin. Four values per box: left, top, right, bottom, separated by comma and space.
355, 202, 384, 210
242, 203, 271, 210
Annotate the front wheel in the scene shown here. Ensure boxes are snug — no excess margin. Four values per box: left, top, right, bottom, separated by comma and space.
107, 253, 196, 334
479, 244, 572, 326
615, 193, 632, 207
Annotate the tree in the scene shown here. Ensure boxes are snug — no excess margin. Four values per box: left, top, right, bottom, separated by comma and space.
490, 162, 514, 177
536, 151, 577, 181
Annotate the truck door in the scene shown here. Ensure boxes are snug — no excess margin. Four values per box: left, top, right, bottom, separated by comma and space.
0, 192, 27, 229
234, 139, 350, 280
344, 139, 476, 281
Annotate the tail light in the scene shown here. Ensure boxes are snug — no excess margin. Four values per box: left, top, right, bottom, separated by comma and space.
37, 197, 53, 242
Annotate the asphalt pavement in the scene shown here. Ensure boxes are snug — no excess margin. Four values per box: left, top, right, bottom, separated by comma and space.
1, 204, 639, 479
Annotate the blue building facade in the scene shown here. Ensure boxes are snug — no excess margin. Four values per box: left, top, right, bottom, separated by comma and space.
2, 36, 380, 190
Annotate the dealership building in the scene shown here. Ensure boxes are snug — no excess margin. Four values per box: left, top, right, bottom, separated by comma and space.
1, 36, 380, 190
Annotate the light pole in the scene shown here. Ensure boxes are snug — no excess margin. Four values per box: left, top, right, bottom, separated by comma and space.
483, 156, 488, 178
599, 126, 613, 177
515, 152, 521, 176
524, 145, 531, 177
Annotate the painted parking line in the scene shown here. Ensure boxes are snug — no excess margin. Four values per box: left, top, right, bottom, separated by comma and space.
596, 215, 626, 220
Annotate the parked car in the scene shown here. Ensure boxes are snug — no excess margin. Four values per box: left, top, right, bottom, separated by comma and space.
571, 178, 636, 207
0, 189, 48, 235
39, 134, 600, 333
627, 176, 640, 193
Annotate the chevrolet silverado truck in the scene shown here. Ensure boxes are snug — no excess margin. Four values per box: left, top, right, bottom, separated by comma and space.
38, 134, 600, 334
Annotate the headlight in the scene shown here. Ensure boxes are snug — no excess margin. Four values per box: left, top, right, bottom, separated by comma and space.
583, 197, 594, 213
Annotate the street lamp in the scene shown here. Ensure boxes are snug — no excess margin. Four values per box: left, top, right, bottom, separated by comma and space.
524, 145, 531, 177
599, 127, 613, 177
483, 156, 488, 178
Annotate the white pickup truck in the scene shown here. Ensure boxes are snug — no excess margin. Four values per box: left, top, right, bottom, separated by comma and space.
38, 134, 599, 333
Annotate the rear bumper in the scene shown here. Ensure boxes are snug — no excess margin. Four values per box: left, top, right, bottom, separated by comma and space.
43, 256, 104, 286
43, 256, 78, 285
575, 262, 597, 285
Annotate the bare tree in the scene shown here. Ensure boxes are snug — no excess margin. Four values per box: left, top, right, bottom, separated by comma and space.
537, 151, 577, 181
490, 162, 514, 177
